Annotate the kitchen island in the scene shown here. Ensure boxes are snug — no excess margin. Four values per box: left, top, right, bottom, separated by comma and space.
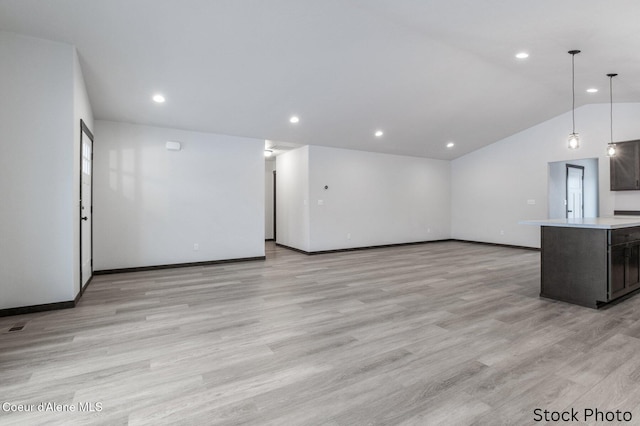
521, 217, 640, 308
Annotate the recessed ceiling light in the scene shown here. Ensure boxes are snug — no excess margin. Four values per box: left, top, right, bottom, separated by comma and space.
586, 88, 598, 93
152, 94, 165, 103
289, 116, 300, 124
446, 142, 455, 148
264, 149, 273, 158
375, 130, 384, 137
515, 52, 529, 59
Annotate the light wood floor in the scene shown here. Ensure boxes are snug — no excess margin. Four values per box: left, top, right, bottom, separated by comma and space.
2, 241, 640, 425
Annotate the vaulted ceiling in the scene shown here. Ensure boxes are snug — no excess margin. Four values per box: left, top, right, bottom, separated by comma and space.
2, 0, 640, 159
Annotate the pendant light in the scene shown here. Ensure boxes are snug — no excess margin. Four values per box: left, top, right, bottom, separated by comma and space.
606, 73, 618, 157
568, 50, 581, 149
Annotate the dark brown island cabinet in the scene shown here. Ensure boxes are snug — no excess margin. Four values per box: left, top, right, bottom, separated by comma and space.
521, 218, 640, 308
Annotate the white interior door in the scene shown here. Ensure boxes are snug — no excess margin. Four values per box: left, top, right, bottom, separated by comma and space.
80, 122, 93, 290
566, 165, 584, 219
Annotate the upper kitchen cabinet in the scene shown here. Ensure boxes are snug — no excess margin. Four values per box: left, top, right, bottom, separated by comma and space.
611, 140, 640, 191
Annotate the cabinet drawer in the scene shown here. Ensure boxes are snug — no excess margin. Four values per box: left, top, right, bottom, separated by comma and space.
611, 227, 640, 245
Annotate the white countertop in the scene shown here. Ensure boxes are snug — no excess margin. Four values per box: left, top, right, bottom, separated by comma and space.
519, 217, 640, 229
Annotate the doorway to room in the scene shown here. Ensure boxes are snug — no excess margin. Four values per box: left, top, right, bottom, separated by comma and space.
566, 164, 584, 219
79, 120, 94, 295
265, 159, 276, 241
273, 170, 277, 240
547, 158, 598, 219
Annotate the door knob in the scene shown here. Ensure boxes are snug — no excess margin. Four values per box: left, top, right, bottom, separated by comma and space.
81, 216, 88, 221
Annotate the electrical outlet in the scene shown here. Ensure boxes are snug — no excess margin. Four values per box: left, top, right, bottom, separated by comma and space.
193, 243, 199, 251
500, 230, 505, 235
347, 233, 351, 239
427, 228, 431, 233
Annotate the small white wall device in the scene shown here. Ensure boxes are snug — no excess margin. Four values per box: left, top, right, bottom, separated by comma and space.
166, 141, 181, 151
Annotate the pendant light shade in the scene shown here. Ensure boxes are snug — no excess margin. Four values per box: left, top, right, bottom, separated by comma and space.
568, 133, 579, 149
568, 50, 581, 149
606, 73, 618, 157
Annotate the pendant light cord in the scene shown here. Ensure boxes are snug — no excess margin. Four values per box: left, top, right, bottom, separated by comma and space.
572, 53, 576, 134
610, 75, 613, 143
566, 50, 581, 149
607, 73, 618, 145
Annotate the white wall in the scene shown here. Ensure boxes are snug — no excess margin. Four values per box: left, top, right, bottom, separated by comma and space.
308, 146, 451, 251
93, 121, 264, 270
452, 103, 640, 248
276, 145, 450, 252
275, 146, 310, 251
265, 159, 276, 240
0, 32, 86, 309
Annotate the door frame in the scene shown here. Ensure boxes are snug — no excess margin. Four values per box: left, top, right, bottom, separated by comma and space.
273, 170, 277, 240
566, 164, 585, 219
79, 119, 94, 296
